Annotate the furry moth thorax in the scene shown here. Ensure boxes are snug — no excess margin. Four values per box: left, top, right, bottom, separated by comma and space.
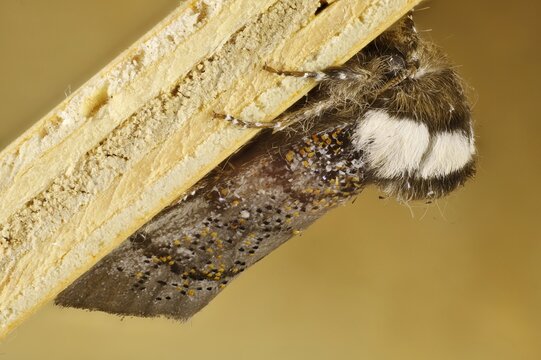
353, 16, 476, 201
276, 12, 477, 201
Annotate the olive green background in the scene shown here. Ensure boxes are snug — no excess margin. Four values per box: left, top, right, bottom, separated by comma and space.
1, 1, 540, 359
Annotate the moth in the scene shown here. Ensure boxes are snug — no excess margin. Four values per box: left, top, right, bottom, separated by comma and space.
56, 13, 476, 320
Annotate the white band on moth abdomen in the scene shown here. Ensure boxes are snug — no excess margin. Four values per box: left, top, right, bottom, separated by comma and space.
353, 110, 430, 178
354, 110, 475, 180
419, 131, 475, 179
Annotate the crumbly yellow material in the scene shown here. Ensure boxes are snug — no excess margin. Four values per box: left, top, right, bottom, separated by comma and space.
0, 0, 419, 338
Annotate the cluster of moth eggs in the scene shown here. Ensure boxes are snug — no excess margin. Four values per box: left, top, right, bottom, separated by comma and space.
286, 126, 365, 201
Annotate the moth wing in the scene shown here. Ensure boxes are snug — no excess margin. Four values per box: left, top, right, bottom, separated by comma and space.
55, 237, 223, 321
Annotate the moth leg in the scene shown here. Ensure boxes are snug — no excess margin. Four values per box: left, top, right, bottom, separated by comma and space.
264, 65, 369, 82
213, 113, 277, 129
269, 97, 338, 131
214, 97, 336, 132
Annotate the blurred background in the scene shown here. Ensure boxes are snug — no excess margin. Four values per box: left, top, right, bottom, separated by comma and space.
1, 0, 540, 359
